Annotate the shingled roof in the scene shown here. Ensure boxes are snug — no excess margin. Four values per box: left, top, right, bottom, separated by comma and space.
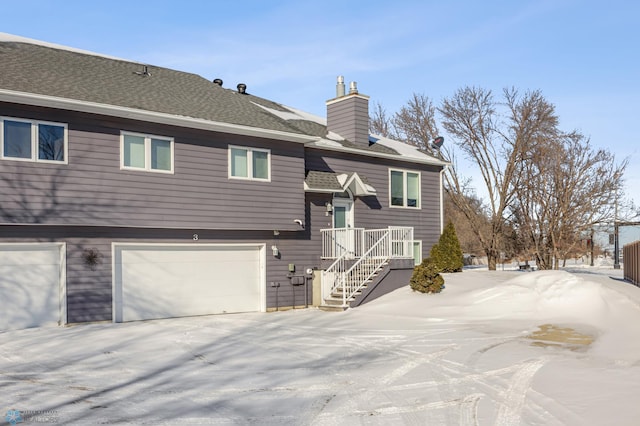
0, 38, 306, 135
304, 171, 376, 196
0, 33, 447, 166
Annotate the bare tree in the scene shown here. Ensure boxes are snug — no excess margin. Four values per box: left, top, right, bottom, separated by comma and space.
513, 130, 627, 269
501, 88, 560, 268
439, 87, 560, 270
371, 93, 488, 258
443, 190, 488, 255
375, 85, 628, 271
369, 101, 395, 138
391, 93, 440, 155
370, 94, 442, 155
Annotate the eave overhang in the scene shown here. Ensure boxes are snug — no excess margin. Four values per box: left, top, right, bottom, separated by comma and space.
0, 89, 319, 144
305, 139, 450, 167
304, 171, 376, 196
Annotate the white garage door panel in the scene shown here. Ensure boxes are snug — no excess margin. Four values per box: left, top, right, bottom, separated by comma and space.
0, 244, 64, 330
115, 244, 263, 322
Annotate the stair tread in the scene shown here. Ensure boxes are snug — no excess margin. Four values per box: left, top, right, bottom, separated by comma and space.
324, 258, 392, 308
318, 305, 348, 312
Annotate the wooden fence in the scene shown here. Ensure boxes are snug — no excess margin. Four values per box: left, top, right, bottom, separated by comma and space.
623, 240, 640, 285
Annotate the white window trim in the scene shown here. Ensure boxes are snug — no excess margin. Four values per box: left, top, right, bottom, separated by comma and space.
120, 131, 174, 174
0, 116, 69, 164
389, 168, 421, 209
228, 145, 271, 182
332, 190, 355, 229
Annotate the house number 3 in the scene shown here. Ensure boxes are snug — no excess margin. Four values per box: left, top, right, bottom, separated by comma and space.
193, 234, 199, 241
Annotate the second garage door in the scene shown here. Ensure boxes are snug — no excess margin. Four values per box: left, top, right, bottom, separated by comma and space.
113, 244, 265, 322
0, 243, 65, 330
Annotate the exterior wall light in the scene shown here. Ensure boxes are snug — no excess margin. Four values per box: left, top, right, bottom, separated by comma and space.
325, 201, 333, 216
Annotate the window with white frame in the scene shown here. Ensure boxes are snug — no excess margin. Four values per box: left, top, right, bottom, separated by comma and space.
413, 241, 422, 265
389, 169, 420, 208
1, 117, 67, 163
121, 132, 174, 173
228, 145, 270, 181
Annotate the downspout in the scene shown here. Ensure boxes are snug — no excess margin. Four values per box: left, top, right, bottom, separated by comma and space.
439, 166, 446, 233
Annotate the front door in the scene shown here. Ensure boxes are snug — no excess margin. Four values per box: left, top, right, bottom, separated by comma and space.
333, 192, 355, 257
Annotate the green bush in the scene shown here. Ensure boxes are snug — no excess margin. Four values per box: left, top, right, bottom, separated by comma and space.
429, 221, 464, 273
410, 258, 445, 293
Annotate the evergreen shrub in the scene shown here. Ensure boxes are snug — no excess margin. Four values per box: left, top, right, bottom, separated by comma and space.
410, 258, 445, 293
430, 221, 464, 273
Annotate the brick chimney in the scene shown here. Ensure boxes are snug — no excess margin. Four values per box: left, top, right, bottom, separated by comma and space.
326, 76, 370, 149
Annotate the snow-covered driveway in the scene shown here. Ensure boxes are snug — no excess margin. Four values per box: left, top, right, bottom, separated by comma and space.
2, 268, 640, 425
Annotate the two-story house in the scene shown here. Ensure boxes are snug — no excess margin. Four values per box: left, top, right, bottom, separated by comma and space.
0, 33, 448, 329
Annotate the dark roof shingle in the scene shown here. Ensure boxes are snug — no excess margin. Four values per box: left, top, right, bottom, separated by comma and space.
0, 38, 445, 166
0, 41, 302, 134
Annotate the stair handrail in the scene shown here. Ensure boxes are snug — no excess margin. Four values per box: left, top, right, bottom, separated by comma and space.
323, 226, 415, 307
321, 250, 349, 302
339, 229, 391, 305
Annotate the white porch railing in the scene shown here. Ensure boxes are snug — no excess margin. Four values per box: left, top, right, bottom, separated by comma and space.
321, 226, 414, 260
321, 226, 414, 307
321, 228, 365, 259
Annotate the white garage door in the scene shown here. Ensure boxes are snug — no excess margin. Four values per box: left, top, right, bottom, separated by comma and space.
113, 244, 265, 322
0, 243, 65, 330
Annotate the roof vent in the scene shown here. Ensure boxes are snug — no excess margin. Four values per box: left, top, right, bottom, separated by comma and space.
237, 83, 247, 94
133, 65, 152, 77
213, 78, 223, 86
336, 75, 345, 97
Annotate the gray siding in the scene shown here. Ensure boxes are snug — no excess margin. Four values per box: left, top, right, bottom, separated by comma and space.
0, 103, 305, 231
326, 94, 369, 148
0, 225, 317, 321
0, 105, 443, 324
305, 147, 443, 261
352, 268, 415, 307
1, 227, 112, 323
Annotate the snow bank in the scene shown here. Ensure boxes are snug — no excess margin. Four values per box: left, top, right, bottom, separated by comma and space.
3, 267, 640, 424
464, 271, 612, 325
360, 269, 640, 362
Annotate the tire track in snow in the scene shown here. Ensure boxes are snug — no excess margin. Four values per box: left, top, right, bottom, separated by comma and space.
437, 357, 557, 426
308, 335, 458, 424
334, 332, 553, 425
460, 393, 483, 426
419, 351, 471, 425
382, 353, 568, 426
455, 358, 584, 426
493, 358, 547, 426
439, 356, 578, 426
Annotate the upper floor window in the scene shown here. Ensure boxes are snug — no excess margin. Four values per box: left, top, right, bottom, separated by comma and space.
1, 117, 67, 163
121, 132, 174, 173
229, 145, 270, 181
389, 169, 420, 208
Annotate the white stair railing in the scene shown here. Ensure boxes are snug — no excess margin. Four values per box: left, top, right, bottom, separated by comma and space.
321, 250, 348, 302
337, 231, 390, 306
321, 228, 364, 259
322, 226, 414, 307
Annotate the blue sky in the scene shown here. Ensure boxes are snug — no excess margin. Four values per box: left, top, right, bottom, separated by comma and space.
3, 0, 639, 212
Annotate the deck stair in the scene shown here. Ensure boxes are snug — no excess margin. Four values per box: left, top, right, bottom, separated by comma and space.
320, 226, 413, 309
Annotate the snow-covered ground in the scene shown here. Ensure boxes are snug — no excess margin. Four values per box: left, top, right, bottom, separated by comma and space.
2, 265, 640, 425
